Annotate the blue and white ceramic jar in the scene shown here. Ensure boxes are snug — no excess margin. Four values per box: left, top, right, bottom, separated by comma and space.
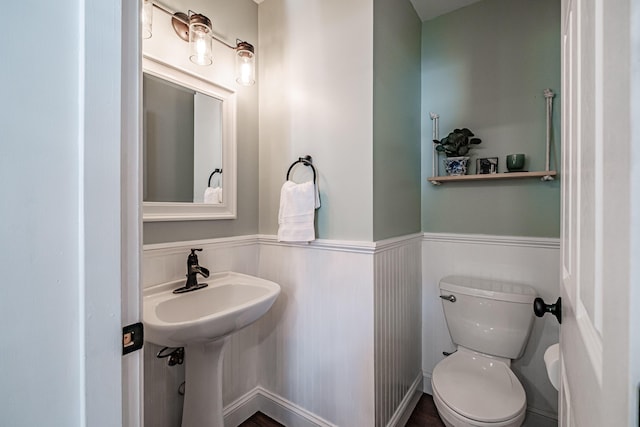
443, 156, 470, 176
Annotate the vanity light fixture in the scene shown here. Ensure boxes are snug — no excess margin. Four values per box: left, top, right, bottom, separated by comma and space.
143, 0, 256, 85
187, 13, 213, 66
235, 42, 255, 86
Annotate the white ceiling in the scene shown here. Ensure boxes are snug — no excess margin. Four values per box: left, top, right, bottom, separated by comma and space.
254, 1, 479, 21
254, 0, 479, 22
409, 0, 483, 21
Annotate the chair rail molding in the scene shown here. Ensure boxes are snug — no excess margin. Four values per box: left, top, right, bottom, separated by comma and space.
423, 232, 560, 249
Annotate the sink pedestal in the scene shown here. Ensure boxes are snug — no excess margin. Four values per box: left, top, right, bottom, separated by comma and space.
144, 272, 281, 426
181, 337, 230, 427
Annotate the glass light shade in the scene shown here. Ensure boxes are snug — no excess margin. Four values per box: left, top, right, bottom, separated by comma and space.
142, 0, 153, 39
235, 44, 255, 86
189, 16, 212, 66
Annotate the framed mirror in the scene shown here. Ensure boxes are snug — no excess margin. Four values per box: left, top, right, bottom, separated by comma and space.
142, 55, 237, 221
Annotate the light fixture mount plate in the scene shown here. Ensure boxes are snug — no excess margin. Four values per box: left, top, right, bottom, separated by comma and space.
236, 41, 254, 54
171, 12, 189, 41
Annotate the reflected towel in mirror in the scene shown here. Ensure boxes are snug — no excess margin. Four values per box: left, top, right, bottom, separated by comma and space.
204, 187, 222, 204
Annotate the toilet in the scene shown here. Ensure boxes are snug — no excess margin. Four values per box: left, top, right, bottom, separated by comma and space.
431, 276, 537, 427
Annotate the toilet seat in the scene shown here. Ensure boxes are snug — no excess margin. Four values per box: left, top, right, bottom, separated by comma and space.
432, 386, 526, 427
431, 348, 527, 425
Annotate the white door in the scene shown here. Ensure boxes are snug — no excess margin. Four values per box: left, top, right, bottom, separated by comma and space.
83, 1, 143, 426
121, 0, 144, 426
560, 0, 640, 426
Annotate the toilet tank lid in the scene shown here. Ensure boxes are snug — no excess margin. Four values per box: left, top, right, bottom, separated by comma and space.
440, 276, 537, 303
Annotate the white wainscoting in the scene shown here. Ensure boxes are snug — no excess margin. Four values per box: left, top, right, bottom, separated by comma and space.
143, 233, 559, 426
143, 234, 422, 427
422, 233, 561, 423
256, 236, 376, 426
142, 235, 260, 288
374, 235, 423, 427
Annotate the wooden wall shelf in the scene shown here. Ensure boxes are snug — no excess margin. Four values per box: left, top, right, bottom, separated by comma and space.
428, 171, 557, 185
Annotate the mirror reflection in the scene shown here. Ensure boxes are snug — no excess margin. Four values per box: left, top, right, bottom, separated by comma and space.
143, 73, 223, 204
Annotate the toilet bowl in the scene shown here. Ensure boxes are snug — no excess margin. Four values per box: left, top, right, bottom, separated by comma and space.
431, 348, 527, 427
432, 276, 537, 427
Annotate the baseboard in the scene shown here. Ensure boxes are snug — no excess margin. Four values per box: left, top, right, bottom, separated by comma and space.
224, 386, 337, 427
386, 374, 423, 427
224, 380, 428, 427
422, 372, 433, 395
524, 407, 558, 427
223, 387, 263, 426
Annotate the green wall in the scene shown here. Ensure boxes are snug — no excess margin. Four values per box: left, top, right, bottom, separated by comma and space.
373, 0, 422, 241
421, 0, 561, 237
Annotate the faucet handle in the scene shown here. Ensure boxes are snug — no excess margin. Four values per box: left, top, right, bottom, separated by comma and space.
188, 248, 203, 266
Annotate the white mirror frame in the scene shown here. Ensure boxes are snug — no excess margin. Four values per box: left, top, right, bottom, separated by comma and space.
142, 55, 237, 221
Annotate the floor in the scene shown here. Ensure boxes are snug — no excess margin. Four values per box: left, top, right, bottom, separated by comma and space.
238, 411, 285, 427
405, 393, 446, 427
238, 393, 445, 426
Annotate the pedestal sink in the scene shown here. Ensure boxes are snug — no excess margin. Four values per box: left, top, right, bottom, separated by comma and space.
144, 271, 281, 427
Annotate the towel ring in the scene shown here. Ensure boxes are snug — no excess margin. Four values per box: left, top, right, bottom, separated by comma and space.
208, 168, 222, 187
286, 155, 316, 183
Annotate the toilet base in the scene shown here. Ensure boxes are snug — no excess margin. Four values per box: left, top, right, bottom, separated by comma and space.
432, 384, 526, 427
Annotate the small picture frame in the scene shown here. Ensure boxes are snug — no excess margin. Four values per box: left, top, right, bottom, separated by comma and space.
476, 157, 499, 174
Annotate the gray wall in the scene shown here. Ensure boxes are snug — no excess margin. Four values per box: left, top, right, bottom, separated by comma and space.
258, 0, 375, 241
373, 0, 422, 241
421, 0, 561, 237
143, 0, 259, 244
143, 75, 194, 202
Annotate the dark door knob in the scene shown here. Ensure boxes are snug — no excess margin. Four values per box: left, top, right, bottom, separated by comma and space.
533, 297, 562, 324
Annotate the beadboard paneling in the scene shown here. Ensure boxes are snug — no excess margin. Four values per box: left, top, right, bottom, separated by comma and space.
256, 240, 376, 426
422, 233, 560, 420
143, 343, 185, 427
142, 236, 259, 288
374, 237, 422, 427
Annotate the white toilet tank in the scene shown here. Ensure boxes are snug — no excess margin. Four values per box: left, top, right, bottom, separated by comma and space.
440, 276, 537, 359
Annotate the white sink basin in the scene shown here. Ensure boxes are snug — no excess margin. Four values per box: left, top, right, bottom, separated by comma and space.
144, 271, 281, 348
144, 271, 281, 426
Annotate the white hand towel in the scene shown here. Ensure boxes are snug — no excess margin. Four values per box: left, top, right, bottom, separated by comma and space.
204, 186, 222, 204
314, 182, 321, 209
278, 180, 317, 242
